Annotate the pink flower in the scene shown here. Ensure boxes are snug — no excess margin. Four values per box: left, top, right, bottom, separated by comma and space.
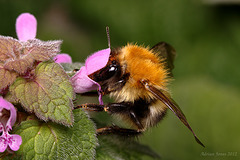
71, 48, 111, 104
53, 53, 73, 63
0, 97, 22, 152
16, 13, 37, 41
15, 13, 71, 63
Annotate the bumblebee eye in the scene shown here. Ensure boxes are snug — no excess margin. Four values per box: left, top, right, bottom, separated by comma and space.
90, 61, 120, 82
109, 65, 117, 72
104, 64, 118, 79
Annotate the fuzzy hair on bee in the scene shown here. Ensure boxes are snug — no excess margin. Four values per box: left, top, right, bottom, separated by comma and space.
78, 27, 204, 147
111, 44, 170, 101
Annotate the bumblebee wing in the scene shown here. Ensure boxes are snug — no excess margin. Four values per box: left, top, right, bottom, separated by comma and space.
141, 80, 205, 147
150, 42, 176, 76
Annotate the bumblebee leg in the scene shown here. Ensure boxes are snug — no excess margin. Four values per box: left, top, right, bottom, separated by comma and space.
97, 125, 142, 136
79, 91, 99, 97
78, 102, 132, 113
78, 103, 105, 112
105, 102, 144, 130
78, 102, 145, 130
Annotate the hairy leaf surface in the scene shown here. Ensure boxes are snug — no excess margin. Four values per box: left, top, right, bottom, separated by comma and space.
9, 61, 74, 126
10, 109, 97, 160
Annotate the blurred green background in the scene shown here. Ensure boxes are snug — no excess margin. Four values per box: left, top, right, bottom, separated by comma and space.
1, 0, 240, 159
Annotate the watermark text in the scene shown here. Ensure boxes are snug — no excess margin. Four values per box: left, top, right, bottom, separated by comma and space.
201, 152, 238, 157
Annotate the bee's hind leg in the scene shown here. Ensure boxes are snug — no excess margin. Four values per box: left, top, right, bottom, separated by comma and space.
97, 125, 142, 137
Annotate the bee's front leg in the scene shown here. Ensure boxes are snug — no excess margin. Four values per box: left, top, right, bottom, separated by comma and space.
77, 102, 144, 132
78, 103, 105, 112
77, 102, 133, 114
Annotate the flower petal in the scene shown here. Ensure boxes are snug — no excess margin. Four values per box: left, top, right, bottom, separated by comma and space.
71, 67, 104, 104
0, 97, 16, 130
71, 48, 110, 105
0, 124, 3, 133
0, 136, 7, 152
98, 91, 103, 105
71, 66, 99, 93
16, 13, 37, 41
85, 48, 111, 75
54, 53, 72, 64
8, 134, 22, 151
0, 96, 11, 111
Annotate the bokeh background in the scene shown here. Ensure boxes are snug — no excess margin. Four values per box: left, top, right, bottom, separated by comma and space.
1, 0, 240, 159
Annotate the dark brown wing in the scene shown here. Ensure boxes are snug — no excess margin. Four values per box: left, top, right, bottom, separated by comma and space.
150, 42, 176, 77
141, 79, 205, 147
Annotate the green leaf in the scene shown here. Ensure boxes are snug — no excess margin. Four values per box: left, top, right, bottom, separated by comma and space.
9, 61, 75, 126
60, 62, 84, 77
0, 68, 18, 91
10, 109, 97, 160
61, 62, 84, 71
96, 135, 161, 160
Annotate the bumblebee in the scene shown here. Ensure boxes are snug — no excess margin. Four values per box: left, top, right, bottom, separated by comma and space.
79, 28, 204, 147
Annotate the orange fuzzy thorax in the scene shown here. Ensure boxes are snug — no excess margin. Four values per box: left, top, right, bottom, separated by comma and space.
112, 44, 170, 102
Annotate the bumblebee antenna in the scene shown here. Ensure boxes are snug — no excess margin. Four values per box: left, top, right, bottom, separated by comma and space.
106, 26, 111, 48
